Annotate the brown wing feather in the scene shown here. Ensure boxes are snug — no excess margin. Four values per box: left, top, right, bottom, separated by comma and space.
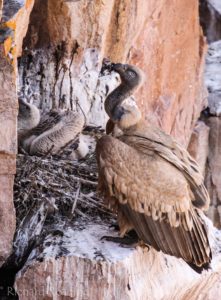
121, 203, 211, 269
96, 135, 211, 270
20, 110, 84, 155
120, 123, 209, 210
25, 111, 63, 137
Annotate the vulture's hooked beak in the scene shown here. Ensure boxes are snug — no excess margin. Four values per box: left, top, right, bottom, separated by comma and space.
100, 59, 124, 75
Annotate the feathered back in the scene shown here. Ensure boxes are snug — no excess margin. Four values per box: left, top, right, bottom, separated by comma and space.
20, 110, 85, 156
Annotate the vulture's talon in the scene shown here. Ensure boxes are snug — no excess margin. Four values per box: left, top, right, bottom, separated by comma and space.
101, 234, 139, 246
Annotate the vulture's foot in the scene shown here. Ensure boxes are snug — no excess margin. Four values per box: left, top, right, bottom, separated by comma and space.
101, 230, 139, 246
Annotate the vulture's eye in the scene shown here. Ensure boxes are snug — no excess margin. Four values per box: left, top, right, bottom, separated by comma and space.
127, 70, 136, 78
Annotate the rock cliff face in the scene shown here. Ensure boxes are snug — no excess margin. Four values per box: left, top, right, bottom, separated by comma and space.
205, 117, 221, 228
19, 0, 207, 145
0, 50, 16, 266
14, 221, 221, 300
203, 40, 221, 228
200, 0, 221, 43
0, 0, 221, 299
0, 0, 34, 267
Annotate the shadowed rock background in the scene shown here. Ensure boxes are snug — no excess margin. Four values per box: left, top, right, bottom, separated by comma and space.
0, 0, 221, 299
199, 0, 221, 228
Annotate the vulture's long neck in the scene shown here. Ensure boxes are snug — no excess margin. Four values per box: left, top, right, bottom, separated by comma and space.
105, 82, 136, 118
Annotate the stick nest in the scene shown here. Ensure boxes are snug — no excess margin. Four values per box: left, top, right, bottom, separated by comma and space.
14, 151, 113, 228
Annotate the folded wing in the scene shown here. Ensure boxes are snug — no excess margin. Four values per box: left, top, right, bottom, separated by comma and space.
96, 135, 211, 270
120, 124, 209, 210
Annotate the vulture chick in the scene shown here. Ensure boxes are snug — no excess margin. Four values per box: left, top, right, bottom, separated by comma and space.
18, 98, 85, 157
18, 98, 40, 140
96, 63, 212, 273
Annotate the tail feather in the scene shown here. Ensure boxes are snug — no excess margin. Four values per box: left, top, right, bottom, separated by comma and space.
120, 204, 212, 272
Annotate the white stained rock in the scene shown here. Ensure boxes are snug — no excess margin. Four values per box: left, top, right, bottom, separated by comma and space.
71, 49, 119, 129
204, 117, 221, 229
208, 0, 221, 15
15, 217, 221, 300
19, 48, 120, 130
205, 40, 221, 116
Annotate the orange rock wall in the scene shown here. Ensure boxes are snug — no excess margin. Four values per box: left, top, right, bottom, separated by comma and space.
0, 48, 17, 265
0, 0, 34, 265
128, 1, 207, 145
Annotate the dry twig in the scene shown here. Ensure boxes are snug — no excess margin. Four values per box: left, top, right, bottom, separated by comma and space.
14, 148, 113, 228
